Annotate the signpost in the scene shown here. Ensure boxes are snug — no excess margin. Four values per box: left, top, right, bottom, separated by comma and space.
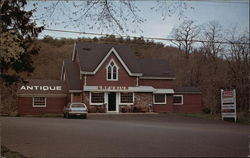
221, 89, 237, 122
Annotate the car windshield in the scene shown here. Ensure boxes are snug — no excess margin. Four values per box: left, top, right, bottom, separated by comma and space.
71, 104, 85, 108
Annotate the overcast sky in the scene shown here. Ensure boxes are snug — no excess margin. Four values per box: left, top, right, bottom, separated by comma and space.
27, 0, 249, 42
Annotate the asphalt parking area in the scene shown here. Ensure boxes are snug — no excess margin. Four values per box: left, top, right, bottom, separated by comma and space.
1, 114, 249, 157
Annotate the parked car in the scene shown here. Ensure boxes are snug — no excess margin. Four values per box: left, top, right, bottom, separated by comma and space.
63, 103, 88, 119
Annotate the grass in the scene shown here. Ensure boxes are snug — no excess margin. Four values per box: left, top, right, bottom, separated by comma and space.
162, 112, 220, 120
1, 145, 27, 158
24, 113, 63, 118
161, 112, 249, 124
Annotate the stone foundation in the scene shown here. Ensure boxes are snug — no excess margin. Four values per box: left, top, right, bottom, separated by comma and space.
133, 92, 153, 112
88, 104, 106, 113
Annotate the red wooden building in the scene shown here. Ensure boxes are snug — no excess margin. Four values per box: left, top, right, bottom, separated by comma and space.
17, 42, 202, 115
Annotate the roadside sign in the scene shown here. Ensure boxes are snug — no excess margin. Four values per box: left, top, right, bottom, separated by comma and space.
221, 89, 237, 122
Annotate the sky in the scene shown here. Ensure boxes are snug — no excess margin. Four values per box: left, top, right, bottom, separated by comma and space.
26, 0, 249, 43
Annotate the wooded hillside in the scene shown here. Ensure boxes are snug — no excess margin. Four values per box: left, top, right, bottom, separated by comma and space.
1, 36, 249, 116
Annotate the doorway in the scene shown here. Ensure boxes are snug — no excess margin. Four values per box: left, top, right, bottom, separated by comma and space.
108, 92, 116, 112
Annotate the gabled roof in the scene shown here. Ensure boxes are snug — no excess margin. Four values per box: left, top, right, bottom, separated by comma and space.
74, 42, 142, 75
63, 59, 82, 91
139, 58, 175, 78
73, 42, 175, 79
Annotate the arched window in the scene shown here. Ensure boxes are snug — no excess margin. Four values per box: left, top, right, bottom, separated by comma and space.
106, 59, 119, 81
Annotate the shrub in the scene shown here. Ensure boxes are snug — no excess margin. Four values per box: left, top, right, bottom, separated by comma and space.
202, 107, 211, 114
89, 106, 97, 113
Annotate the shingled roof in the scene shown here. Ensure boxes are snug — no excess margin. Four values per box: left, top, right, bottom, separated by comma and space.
63, 59, 82, 91
140, 58, 175, 78
174, 87, 201, 94
75, 42, 142, 74
74, 42, 175, 78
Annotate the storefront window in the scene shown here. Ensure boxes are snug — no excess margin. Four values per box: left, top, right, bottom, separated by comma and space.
91, 92, 104, 104
120, 93, 133, 103
153, 94, 166, 104
173, 95, 183, 104
33, 97, 46, 107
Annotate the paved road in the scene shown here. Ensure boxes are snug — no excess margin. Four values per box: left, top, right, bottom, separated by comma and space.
1, 114, 250, 157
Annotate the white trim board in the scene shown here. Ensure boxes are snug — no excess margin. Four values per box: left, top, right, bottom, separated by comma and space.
84, 86, 174, 93
153, 89, 174, 94
60, 60, 65, 80
71, 43, 76, 61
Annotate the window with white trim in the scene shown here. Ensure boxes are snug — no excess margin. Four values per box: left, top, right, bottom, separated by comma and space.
120, 93, 133, 104
106, 59, 119, 81
173, 95, 183, 104
91, 92, 104, 104
33, 97, 46, 107
153, 94, 166, 104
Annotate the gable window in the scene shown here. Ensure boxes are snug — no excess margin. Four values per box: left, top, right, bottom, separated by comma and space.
173, 95, 183, 105
120, 93, 134, 104
106, 59, 119, 81
33, 97, 46, 107
153, 94, 166, 104
90, 92, 104, 104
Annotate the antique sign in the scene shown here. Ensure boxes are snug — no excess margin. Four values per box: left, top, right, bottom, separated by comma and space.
20, 86, 62, 91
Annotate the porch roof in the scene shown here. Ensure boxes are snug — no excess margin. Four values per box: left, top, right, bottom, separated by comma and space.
83, 86, 174, 94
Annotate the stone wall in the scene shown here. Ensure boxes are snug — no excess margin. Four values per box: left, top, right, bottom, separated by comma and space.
133, 93, 153, 112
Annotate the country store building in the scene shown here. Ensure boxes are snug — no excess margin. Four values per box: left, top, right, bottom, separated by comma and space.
17, 42, 202, 115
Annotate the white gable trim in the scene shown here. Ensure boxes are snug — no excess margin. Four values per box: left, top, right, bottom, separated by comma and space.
71, 42, 76, 61
60, 60, 65, 80
80, 47, 142, 77
105, 58, 120, 70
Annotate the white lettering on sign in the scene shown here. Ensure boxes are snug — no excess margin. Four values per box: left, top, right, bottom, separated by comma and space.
20, 86, 63, 91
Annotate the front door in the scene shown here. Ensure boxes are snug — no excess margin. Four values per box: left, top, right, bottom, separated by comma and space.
108, 92, 116, 111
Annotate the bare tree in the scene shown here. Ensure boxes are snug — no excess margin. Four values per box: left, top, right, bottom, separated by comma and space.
199, 21, 225, 114
171, 20, 200, 58
30, 0, 190, 33
151, 0, 191, 20
226, 29, 250, 112
200, 21, 224, 59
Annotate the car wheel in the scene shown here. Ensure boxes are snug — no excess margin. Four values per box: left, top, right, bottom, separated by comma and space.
82, 114, 87, 119
66, 113, 69, 118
